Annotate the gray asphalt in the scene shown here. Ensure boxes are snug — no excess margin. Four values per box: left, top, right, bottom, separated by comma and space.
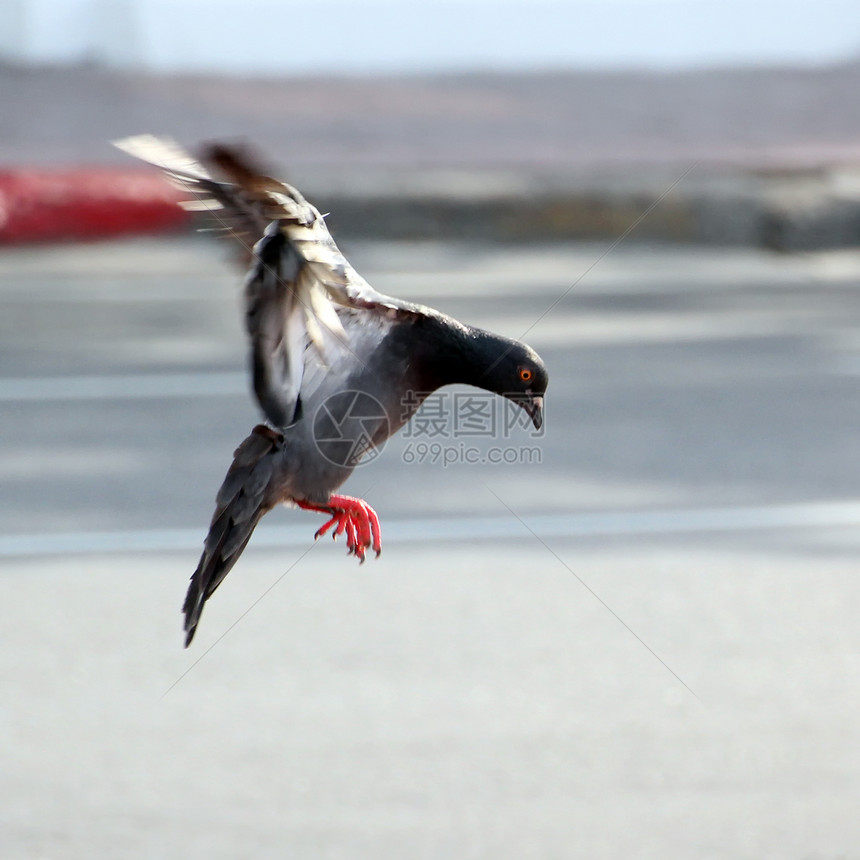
2, 236, 860, 858
5, 63, 860, 169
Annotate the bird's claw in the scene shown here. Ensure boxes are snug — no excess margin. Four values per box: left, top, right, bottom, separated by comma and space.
301, 495, 382, 563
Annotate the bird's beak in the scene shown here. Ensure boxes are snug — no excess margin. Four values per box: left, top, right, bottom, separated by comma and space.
522, 394, 544, 430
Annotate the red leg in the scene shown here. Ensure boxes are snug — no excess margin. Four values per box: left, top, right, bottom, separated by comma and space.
365, 505, 382, 556
343, 518, 361, 559
334, 516, 349, 541
296, 495, 382, 562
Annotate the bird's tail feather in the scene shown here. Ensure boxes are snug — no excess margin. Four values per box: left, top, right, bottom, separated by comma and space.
183, 425, 283, 647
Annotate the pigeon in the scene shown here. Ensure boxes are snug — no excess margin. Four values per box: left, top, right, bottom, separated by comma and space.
115, 136, 549, 646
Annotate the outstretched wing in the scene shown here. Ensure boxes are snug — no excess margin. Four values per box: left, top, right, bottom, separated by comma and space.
114, 135, 404, 312
114, 135, 416, 426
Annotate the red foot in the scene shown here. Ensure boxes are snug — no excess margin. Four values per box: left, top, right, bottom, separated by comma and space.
296, 495, 382, 562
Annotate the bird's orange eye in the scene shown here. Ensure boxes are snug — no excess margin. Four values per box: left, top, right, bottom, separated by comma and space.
519, 367, 533, 383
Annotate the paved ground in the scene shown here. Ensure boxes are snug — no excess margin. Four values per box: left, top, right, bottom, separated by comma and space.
2, 236, 860, 858
4, 63, 860, 170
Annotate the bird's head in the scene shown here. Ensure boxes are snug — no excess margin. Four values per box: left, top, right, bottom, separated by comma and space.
483, 339, 548, 431
417, 317, 548, 431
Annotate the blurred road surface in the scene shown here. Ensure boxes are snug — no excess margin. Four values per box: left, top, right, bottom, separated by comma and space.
5, 64, 860, 169
2, 236, 860, 858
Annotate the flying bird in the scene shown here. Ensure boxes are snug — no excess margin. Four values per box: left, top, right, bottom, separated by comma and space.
115, 136, 549, 646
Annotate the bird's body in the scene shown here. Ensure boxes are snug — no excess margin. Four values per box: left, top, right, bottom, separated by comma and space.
116, 136, 548, 646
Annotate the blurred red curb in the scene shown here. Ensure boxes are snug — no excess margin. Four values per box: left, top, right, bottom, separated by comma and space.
0, 169, 191, 244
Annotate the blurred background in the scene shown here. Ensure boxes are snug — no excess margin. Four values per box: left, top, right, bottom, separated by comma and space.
2, 1, 860, 858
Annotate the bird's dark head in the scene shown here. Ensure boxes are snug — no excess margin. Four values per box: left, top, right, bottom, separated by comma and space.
414, 316, 548, 431
479, 337, 548, 431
